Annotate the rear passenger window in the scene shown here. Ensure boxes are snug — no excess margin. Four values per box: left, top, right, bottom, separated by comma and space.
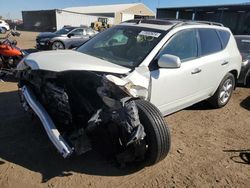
159, 29, 198, 61
198, 29, 222, 56
217, 30, 230, 48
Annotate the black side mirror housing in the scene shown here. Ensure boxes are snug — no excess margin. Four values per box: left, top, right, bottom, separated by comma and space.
67, 33, 74, 38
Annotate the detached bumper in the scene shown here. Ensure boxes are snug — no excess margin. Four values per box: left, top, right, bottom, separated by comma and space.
20, 85, 74, 158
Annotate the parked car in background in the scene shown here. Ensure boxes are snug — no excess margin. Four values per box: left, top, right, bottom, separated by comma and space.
0, 20, 10, 33
235, 35, 250, 86
36, 26, 98, 50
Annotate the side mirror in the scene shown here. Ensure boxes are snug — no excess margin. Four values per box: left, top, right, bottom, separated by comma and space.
158, 54, 181, 68
67, 33, 74, 38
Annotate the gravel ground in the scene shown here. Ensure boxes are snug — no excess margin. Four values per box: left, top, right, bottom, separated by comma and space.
0, 31, 249, 188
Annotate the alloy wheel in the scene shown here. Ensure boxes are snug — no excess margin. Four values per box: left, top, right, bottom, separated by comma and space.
219, 78, 233, 104
52, 42, 64, 50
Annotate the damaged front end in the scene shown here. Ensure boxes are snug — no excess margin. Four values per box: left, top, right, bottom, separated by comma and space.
17, 69, 150, 164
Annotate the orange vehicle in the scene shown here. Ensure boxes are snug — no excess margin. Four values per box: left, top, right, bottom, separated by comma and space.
0, 30, 25, 76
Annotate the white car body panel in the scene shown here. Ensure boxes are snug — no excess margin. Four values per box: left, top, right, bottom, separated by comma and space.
143, 25, 241, 115
150, 57, 207, 115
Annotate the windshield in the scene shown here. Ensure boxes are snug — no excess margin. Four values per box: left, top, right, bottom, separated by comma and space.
77, 26, 165, 68
54, 27, 73, 35
235, 37, 250, 54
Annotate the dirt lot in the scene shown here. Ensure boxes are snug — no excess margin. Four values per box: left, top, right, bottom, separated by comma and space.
0, 31, 250, 188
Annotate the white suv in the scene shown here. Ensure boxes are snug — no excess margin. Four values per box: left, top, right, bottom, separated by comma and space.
0, 20, 10, 33
17, 19, 241, 166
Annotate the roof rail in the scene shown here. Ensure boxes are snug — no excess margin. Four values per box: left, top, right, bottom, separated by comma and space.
124, 19, 180, 26
153, 18, 224, 26
123, 18, 224, 29
170, 20, 224, 29
193, 21, 224, 26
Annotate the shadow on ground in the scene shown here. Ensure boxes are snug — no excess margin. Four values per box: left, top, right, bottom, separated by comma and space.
0, 90, 143, 183
223, 149, 250, 165
240, 96, 250, 111
0, 75, 18, 83
186, 101, 213, 111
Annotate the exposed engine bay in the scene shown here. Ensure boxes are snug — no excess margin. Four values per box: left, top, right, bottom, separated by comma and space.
17, 70, 150, 165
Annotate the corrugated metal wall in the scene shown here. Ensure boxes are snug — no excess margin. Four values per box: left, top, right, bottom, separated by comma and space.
56, 10, 114, 29
157, 5, 250, 35
22, 9, 115, 31
22, 10, 57, 31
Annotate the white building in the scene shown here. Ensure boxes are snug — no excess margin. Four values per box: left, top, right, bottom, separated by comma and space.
22, 3, 155, 31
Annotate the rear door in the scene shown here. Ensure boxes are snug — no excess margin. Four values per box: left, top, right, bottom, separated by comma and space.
196, 28, 230, 95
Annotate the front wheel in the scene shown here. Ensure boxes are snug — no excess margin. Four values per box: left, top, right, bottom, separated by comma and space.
135, 100, 171, 165
51, 41, 65, 50
209, 73, 235, 108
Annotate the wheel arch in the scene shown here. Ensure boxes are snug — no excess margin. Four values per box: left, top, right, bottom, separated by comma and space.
229, 69, 238, 89
210, 70, 237, 97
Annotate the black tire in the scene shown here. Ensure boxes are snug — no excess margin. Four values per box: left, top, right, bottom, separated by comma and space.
208, 73, 235, 108
51, 41, 65, 50
135, 99, 171, 165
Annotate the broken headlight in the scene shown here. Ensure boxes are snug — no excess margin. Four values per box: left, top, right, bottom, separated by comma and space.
16, 58, 29, 71
124, 82, 148, 98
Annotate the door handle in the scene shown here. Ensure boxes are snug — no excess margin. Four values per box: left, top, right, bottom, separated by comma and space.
221, 61, 229, 66
191, 68, 202, 74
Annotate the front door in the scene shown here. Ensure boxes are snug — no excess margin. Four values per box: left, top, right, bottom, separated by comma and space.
150, 29, 204, 115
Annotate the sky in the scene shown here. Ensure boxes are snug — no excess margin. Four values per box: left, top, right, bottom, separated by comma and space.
0, 0, 250, 19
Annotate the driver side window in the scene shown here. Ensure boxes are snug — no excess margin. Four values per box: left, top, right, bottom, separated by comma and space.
70, 29, 83, 36
159, 29, 198, 61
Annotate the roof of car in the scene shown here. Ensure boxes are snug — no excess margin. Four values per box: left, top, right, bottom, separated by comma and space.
63, 26, 89, 29
120, 19, 225, 31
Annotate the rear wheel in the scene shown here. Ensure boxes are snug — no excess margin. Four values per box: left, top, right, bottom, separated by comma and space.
51, 41, 65, 50
135, 100, 171, 165
209, 73, 235, 108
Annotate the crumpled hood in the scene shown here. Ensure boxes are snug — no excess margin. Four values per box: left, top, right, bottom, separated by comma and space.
22, 50, 131, 74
